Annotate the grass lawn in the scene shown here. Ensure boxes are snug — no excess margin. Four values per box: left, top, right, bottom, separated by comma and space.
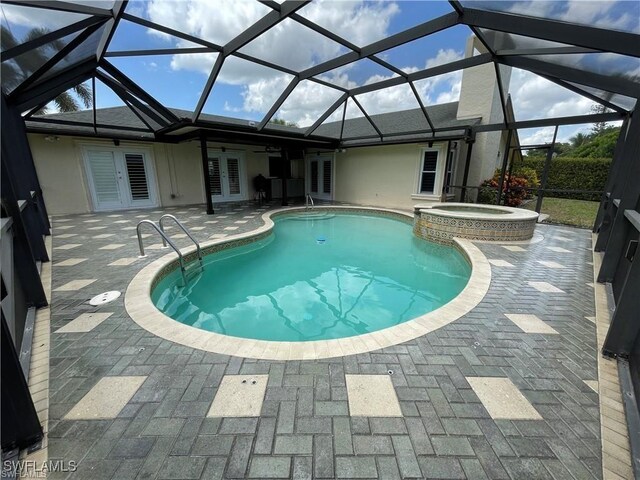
523, 197, 599, 228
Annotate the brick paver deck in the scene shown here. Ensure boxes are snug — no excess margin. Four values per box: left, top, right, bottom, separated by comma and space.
45, 202, 600, 479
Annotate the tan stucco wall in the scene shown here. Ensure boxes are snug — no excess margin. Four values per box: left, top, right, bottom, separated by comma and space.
152, 142, 203, 208
333, 143, 430, 211
28, 134, 269, 215
29, 134, 93, 215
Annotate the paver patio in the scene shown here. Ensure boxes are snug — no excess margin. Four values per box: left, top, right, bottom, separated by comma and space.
46, 202, 600, 480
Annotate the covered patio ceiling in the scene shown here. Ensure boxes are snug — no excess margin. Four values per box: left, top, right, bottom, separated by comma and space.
1, 0, 638, 147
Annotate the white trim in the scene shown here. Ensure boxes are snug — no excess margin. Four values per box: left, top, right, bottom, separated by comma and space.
206, 149, 248, 202
306, 153, 334, 200
415, 143, 447, 196
80, 144, 159, 212
411, 194, 442, 201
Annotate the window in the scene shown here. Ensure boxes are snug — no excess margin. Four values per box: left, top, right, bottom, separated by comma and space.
310, 161, 318, 192
124, 154, 150, 200
419, 150, 439, 194
323, 160, 331, 193
414, 144, 455, 199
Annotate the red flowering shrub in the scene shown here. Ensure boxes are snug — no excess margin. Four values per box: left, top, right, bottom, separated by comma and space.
477, 170, 538, 207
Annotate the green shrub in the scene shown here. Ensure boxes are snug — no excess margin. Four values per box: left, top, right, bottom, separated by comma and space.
519, 157, 611, 201
511, 166, 539, 190
477, 184, 497, 204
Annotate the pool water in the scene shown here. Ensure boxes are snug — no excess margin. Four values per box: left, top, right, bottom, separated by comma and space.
151, 213, 471, 342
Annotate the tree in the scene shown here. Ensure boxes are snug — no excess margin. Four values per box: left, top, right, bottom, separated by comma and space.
1, 26, 92, 114
569, 132, 588, 149
590, 103, 610, 135
569, 126, 620, 158
269, 117, 298, 128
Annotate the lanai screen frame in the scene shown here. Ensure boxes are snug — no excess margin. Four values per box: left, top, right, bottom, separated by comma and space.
1, 0, 636, 146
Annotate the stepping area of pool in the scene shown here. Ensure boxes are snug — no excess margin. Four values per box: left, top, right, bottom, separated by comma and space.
41, 201, 621, 479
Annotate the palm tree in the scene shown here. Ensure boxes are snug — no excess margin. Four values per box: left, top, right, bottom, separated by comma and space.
569, 132, 588, 148
1, 26, 92, 114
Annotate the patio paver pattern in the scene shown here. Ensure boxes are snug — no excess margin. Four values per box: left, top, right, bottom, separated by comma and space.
46, 202, 600, 480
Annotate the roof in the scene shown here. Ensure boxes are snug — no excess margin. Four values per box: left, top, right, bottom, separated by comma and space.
26, 102, 480, 146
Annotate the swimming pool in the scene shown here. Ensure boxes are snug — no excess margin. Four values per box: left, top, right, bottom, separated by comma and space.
151, 212, 471, 342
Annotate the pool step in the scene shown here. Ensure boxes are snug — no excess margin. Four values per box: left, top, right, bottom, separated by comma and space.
183, 262, 203, 278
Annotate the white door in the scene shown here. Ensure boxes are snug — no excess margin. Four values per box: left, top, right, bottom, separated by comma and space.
307, 155, 333, 200
84, 147, 157, 211
207, 151, 245, 202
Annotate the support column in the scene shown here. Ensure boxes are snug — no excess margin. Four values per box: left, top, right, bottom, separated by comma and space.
595, 118, 635, 252
1, 313, 43, 451
0, 160, 47, 308
280, 149, 289, 207
1, 96, 49, 261
503, 149, 516, 206
535, 126, 558, 213
459, 132, 475, 202
496, 129, 512, 205
602, 228, 640, 357
594, 118, 629, 233
440, 141, 452, 201
200, 133, 214, 215
598, 117, 640, 282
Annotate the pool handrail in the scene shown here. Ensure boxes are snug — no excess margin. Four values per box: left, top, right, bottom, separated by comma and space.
306, 193, 315, 210
136, 219, 187, 284
159, 214, 202, 264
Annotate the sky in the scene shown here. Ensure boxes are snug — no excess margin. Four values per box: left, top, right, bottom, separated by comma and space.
2, 0, 639, 144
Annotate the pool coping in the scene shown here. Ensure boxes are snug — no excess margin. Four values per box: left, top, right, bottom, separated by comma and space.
417, 202, 540, 222
124, 206, 492, 361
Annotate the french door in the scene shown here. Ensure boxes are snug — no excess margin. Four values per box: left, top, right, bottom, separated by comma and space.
207, 151, 246, 202
307, 155, 333, 200
83, 147, 157, 211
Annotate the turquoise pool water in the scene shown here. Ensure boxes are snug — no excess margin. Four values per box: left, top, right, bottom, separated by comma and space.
151, 213, 471, 342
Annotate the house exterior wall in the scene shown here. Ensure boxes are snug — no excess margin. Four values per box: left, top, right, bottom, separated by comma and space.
333, 144, 418, 210
331, 142, 458, 211
29, 134, 93, 214
27, 39, 508, 215
28, 133, 269, 215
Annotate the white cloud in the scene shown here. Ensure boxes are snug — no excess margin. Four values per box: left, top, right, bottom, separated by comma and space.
241, 75, 294, 114
146, 0, 399, 74
237, 46, 465, 125
146, 0, 271, 45
142, 0, 407, 124
301, 0, 400, 46
425, 48, 463, 69
274, 80, 344, 127
508, 68, 602, 144
509, 68, 595, 120
140, 0, 631, 130
505, 0, 639, 33
517, 126, 556, 145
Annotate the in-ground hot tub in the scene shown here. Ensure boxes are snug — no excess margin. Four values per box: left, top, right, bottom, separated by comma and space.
414, 203, 539, 244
